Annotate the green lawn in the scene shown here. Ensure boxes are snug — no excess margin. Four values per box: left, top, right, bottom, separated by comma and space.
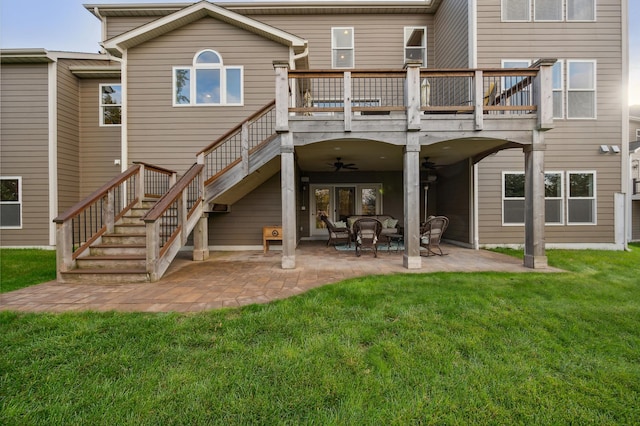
1, 246, 638, 424
0, 249, 56, 293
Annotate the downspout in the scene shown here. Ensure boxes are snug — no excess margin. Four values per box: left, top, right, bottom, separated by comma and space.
94, 7, 108, 54
48, 59, 58, 246
470, 0, 479, 249
120, 49, 128, 172
621, 0, 630, 249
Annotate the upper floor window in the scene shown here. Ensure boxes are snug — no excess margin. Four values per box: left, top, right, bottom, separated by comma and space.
1, 177, 22, 229
173, 50, 243, 106
567, 60, 596, 119
502, 0, 531, 21
100, 84, 122, 126
552, 60, 564, 118
332, 27, 354, 69
404, 27, 427, 66
503, 0, 595, 22
567, 0, 595, 21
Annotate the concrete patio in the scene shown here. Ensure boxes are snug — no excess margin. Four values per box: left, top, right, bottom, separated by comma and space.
0, 242, 558, 313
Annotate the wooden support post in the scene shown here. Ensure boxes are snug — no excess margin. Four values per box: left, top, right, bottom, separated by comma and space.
105, 190, 115, 234
193, 214, 209, 261
56, 221, 74, 277
281, 134, 296, 269
532, 59, 556, 131
179, 191, 188, 245
523, 133, 548, 269
403, 139, 422, 269
273, 61, 290, 133
137, 163, 145, 205
474, 70, 484, 130
344, 71, 352, 132
404, 60, 422, 131
145, 220, 160, 282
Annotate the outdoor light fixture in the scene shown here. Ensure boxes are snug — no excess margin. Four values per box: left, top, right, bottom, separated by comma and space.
600, 145, 610, 153
611, 145, 621, 153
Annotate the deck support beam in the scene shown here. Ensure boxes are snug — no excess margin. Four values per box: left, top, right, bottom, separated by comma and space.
403, 139, 422, 269
281, 136, 296, 269
523, 133, 547, 269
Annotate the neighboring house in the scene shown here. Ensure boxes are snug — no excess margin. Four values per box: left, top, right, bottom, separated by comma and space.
630, 109, 640, 241
0, 1, 630, 281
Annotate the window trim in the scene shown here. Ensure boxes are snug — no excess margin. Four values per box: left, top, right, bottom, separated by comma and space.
567, 59, 597, 120
404, 26, 427, 67
533, 0, 563, 22
331, 27, 355, 69
636, 129, 640, 140
172, 49, 244, 107
501, 0, 532, 22
1, 176, 22, 229
502, 171, 526, 226
99, 83, 122, 127
567, 171, 597, 225
566, 0, 596, 22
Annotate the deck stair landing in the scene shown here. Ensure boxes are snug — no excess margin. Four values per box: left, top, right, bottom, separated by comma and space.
60, 200, 158, 284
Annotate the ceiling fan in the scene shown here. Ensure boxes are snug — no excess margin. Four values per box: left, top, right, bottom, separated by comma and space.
329, 157, 358, 171
422, 157, 439, 170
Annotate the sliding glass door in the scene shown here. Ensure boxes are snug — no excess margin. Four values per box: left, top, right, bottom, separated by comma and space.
310, 184, 382, 236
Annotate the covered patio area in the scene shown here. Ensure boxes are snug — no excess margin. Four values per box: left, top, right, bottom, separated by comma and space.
0, 242, 559, 313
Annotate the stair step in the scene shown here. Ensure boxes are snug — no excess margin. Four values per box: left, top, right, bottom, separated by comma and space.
113, 224, 146, 234
90, 244, 146, 256
120, 215, 145, 225
60, 268, 149, 284
76, 255, 146, 270
102, 234, 146, 245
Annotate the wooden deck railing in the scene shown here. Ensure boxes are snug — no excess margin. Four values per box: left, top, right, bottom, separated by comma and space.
53, 163, 176, 274
197, 100, 277, 185
142, 163, 205, 281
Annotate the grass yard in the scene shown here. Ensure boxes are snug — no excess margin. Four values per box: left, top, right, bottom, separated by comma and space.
0, 249, 56, 293
1, 246, 639, 424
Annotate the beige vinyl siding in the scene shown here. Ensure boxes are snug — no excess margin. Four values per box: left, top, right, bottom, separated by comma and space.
105, 16, 160, 40
0, 64, 50, 246
434, 0, 469, 68
208, 172, 282, 246
436, 160, 471, 244
56, 59, 81, 214
249, 13, 435, 69
79, 79, 122, 196
476, 0, 623, 245
126, 17, 290, 173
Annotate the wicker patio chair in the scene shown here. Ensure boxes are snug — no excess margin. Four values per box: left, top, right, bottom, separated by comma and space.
420, 215, 449, 256
353, 218, 383, 258
320, 214, 351, 247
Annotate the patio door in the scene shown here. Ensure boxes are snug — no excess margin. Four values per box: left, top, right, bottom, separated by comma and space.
310, 184, 382, 237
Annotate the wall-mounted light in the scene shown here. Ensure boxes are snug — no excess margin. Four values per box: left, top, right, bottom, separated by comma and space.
600, 145, 610, 153
611, 145, 621, 153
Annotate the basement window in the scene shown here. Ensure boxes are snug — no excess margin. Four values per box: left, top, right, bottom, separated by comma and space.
173, 50, 243, 106
502, 171, 564, 225
1, 177, 22, 228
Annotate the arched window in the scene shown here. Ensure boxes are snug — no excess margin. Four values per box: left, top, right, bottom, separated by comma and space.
173, 49, 243, 106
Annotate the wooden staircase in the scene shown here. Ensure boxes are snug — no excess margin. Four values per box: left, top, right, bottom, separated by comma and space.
59, 200, 156, 284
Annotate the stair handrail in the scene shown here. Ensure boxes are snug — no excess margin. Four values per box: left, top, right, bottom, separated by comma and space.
53, 163, 176, 276
142, 163, 205, 281
197, 100, 276, 184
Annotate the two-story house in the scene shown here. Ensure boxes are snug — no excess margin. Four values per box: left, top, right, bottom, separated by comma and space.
0, 0, 629, 282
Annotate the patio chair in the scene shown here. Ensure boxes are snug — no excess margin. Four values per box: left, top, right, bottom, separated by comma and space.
320, 214, 351, 247
353, 218, 383, 258
420, 215, 449, 256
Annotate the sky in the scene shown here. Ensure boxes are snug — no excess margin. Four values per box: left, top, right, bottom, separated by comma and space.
1, 0, 638, 105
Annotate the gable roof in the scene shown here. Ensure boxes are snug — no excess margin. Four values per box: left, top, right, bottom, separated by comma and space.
101, 1, 308, 57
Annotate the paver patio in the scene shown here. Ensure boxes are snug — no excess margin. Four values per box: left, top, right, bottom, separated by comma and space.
0, 242, 558, 313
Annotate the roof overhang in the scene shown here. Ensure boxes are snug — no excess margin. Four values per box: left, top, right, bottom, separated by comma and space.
69, 65, 122, 79
630, 141, 640, 153
1, 49, 111, 64
100, 1, 308, 57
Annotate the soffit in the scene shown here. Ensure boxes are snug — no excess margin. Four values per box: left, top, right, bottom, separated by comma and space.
69, 66, 122, 79
0, 49, 54, 64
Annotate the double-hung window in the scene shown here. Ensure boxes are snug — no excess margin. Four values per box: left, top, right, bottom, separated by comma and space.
503, 0, 595, 21
100, 84, 122, 126
502, 171, 564, 225
568, 172, 596, 224
404, 27, 427, 66
1, 177, 21, 228
567, 60, 596, 119
535, 0, 563, 21
173, 50, 243, 106
332, 27, 354, 69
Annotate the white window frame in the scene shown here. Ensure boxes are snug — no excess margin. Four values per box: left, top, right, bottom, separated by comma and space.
502, 0, 532, 22
567, 0, 596, 22
172, 49, 244, 107
99, 84, 122, 127
502, 171, 565, 225
567, 171, 597, 225
404, 26, 427, 67
1, 176, 22, 229
331, 27, 355, 69
636, 129, 640, 140
534, 0, 563, 21
552, 60, 564, 119
567, 60, 596, 119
